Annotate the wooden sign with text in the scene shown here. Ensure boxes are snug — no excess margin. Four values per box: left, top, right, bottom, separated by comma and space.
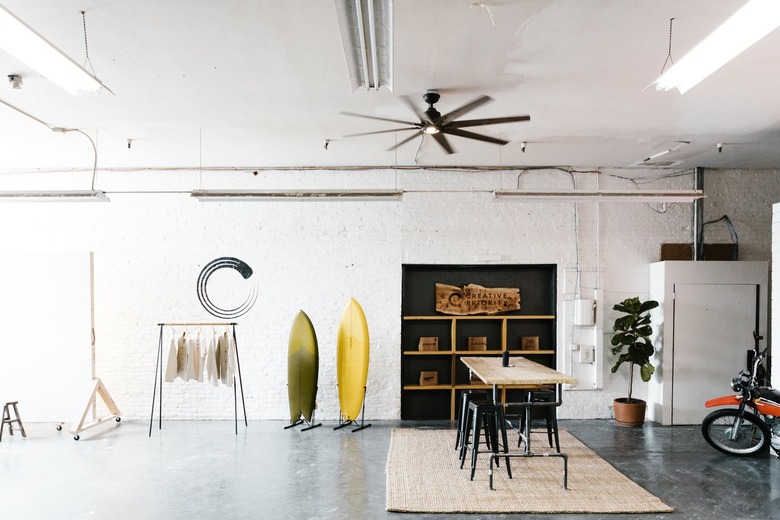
435, 283, 521, 315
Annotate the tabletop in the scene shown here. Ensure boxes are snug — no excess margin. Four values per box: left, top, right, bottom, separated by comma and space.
460, 356, 578, 386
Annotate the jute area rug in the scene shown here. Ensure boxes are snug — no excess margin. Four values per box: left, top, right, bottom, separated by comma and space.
386, 428, 673, 514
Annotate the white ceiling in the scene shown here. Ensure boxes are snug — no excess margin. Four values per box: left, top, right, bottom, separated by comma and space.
1, 0, 779, 173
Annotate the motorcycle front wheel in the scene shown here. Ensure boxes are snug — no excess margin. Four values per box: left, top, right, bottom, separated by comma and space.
701, 408, 770, 457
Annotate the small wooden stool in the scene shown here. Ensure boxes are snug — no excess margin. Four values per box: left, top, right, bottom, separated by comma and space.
0, 401, 26, 441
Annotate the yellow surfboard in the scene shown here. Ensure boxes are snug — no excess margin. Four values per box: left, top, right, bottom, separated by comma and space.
287, 310, 319, 424
336, 298, 370, 421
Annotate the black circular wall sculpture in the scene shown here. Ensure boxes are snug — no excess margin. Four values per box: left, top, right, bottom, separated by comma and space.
196, 257, 258, 319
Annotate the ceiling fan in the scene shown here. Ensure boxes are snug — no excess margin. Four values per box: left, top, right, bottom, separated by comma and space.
341, 90, 530, 154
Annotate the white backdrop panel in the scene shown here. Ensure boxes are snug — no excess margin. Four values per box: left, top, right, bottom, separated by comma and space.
0, 252, 93, 422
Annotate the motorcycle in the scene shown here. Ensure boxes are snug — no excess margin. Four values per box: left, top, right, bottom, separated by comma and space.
701, 334, 780, 457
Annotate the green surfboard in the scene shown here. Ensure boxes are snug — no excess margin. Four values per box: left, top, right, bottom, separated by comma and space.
287, 310, 319, 424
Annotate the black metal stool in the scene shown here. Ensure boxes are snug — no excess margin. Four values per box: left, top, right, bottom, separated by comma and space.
460, 400, 512, 480
0, 401, 26, 442
517, 388, 559, 452
459, 397, 491, 462
455, 390, 488, 452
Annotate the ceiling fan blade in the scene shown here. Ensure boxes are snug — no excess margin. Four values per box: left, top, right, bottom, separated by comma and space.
438, 95, 492, 125
340, 111, 418, 126
447, 115, 531, 128
344, 127, 418, 138
442, 127, 508, 145
387, 131, 423, 151
399, 95, 428, 123
431, 132, 455, 154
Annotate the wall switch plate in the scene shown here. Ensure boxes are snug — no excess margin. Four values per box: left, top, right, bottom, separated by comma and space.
579, 345, 595, 364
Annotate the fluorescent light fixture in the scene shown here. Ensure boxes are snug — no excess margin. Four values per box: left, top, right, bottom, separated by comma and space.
493, 190, 705, 203
334, 0, 393, 91
191, 189, 403, 201
0, 190, 109, 202
653, 0, 780, 94
630, 141, 690, 166
0, 3, 110, 94
643, 149, 674, 162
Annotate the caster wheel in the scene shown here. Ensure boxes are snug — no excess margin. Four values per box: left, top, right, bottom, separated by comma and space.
116, 417, 121, 423
56, 425, 62, 431
74, 435, 80, 441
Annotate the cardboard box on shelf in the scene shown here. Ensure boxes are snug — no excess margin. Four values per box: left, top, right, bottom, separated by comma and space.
419, 371, 439, 386
521, 336, 540, 350
468, 336, 487, 351
418, 337, 439, 351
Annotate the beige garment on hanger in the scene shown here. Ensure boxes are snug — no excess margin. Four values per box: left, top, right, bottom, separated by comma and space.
164, 333, 178, 382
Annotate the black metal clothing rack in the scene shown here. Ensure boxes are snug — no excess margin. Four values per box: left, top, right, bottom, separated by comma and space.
149, 322, 248, 436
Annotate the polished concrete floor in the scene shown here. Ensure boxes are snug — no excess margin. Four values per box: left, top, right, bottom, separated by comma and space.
1, 418, 779, 519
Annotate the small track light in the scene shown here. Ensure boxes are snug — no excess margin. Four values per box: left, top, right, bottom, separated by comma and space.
8, 74, 22, 89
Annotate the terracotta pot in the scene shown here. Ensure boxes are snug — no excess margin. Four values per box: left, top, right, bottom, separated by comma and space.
613, 398, 646, 427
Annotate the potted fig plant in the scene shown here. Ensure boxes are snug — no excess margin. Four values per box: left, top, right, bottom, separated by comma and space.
610, 296, 659, 427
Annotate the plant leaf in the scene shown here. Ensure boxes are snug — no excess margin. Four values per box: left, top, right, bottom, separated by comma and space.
640, 363, 655, 382
639, 300, 659, 313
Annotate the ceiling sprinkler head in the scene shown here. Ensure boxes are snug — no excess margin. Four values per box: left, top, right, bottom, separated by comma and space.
521, 141, 527, 153
717, 143, 723, 153
8, 75, 22, 89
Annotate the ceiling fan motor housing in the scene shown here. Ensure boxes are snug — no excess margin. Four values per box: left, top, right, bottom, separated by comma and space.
423, 90, 440, 107
425, 107, 441, 121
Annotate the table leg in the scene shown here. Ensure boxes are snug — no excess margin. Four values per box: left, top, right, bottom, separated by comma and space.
524, 392, 532, 454
489, 453, 494, 490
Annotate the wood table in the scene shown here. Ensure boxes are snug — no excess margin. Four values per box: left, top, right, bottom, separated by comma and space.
460, 356, 578, 489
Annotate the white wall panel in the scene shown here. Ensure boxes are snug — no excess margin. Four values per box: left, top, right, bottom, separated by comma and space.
0, 252, 93, 422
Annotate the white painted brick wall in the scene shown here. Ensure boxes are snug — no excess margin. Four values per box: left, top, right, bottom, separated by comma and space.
702, 168, 777, 260
0, 166, 777, 421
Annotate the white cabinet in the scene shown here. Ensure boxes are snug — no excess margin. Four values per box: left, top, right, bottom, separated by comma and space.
648, 261, 768, 425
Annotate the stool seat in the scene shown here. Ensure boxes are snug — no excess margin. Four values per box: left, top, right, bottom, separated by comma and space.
1, 401, 26, 442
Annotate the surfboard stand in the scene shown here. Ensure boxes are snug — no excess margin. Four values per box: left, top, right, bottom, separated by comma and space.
284, 415, 322, 432
284, 403, 322, 432
333, 391, 372, 432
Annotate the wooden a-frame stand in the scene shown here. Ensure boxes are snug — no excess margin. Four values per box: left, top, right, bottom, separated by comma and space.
70, 378, 121, 440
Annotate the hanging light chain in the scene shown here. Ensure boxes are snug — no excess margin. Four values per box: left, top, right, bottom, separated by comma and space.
81, 10, 97, 75
660, 17, 675, 74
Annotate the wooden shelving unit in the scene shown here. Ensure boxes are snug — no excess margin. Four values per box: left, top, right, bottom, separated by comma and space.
401, 264, 557, 420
